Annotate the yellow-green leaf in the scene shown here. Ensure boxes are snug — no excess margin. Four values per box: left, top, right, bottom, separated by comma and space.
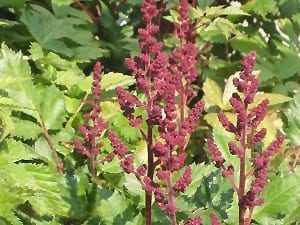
250, 93, 292, 109
203, 77, 223, 109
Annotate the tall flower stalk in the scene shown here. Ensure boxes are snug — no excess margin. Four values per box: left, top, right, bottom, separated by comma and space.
108, 0, 204, 224
207, 52, 285, 225
73, 62, 108, 177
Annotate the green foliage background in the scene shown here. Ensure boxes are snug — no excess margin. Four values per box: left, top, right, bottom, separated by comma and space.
0, 0, 299, 224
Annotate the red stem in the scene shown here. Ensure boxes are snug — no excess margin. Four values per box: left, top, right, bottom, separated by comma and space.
145, 124, 154, 225
239, 126, 247, 225
166, 174, 177, 225
145, 46, 154, 225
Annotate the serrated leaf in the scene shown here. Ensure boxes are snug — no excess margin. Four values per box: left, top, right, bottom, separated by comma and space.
184, 163, 216, 197
101, 101, 140, 142
0, 43, 41, 119
124, 173, 145, 205
78, 72, 135, 93
243, 0, 279, 16
102, 72, 135, 90
35, 137, 54, 162
0, 109, 14, 141
0, 97, 23, 108
21, 164, 70, 216
55, 70, 83, 88
40, 85, 67, 130
0, 138, 37, 162
203, 77, 223, 109
205, 6, 248, 17
254, 170, 300, 224
250, 93, 292, 109
100, 158, 122, 174
0, 77, 30, 89
11, 118, 42, 140
97, 191, 130, 224
21, 5, 103, 60
64, 95, 80, 114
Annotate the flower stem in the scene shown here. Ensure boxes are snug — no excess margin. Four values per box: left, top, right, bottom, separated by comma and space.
239, 128, 247, 225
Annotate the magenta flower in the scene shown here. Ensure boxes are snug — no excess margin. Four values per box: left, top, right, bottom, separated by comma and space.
109, 1, 204, 224
207, 52, 285, 224
73, 62, 107, 176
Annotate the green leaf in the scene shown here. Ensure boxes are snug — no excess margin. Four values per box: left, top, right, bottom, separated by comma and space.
134, 140, 147, 165
78, 72, 135, 93
55, 70, 83, 88
243, 0, 279, 16
254, 170, 300, 224
212, 127, 239, 169
197, 0, 214, 9
0, 77, 30, 89
273, 52, 300, 80
100, 158, 122, 174
21, 164, 70, 217
40, 85, 67, 130
205, 6, 248, 17
284, 93, 300, 145
184, 163, 216, 197
0, 97, 24, 108
11, 118, 42, 140
225, 193, 239, 224
21, 5, 103, 60
250, 93, 292, 109
0, 0, 26, 8
222, 72, 238, 110
0, 138, 37, 162
64, 96, 80, 114
51, 0, 73, 6
231, 35, 270, 58
0, 109, 14, 141
101, 72, 135, 90
204, 112, 236, 129
97, 191, 130, 224
0, 43, 41, 119
124, 173, 145, 206
35, 137, 54, 162
203, 77, 223, 109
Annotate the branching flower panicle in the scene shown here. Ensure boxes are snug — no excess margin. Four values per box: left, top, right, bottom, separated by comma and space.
207, 52, 285, 225
109, 1, 204, 224
73, 62, 107, 176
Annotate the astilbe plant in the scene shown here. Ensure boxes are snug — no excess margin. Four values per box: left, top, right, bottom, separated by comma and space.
207, 52, 285, 225
73, 62, 108, 176
108, 0, 205, 224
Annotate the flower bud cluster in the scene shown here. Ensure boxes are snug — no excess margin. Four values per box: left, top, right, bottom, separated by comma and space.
207, 52, 285, 223
242, 133, 285, 209
73, 62, 108, 175
109, 0, 204, 224
184, 216, 202, 225
210, 213, 221, 225
170, 0, 197, 102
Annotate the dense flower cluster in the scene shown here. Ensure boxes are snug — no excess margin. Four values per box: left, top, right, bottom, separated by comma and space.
169, 0, 198, 122
207, 52, 284, 224
210, 213, 221, 225
109, 1, 204, 224
184, 216, 202, 225
242, 133, 285, 209
73, 62, 107, 176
